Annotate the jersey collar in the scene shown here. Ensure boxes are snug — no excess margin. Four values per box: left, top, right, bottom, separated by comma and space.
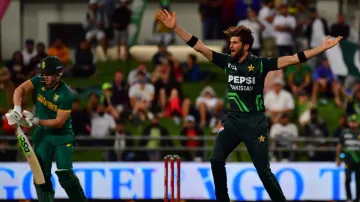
238, 52, 254, 64
52, 80, 63, 91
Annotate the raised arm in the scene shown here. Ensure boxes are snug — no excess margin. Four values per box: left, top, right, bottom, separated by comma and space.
14, 80, 34, 110
158, 9, 213, 61
277, 36, 343, 69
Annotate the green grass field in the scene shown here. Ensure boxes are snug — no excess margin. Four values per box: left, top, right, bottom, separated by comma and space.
1, 60, 344, 162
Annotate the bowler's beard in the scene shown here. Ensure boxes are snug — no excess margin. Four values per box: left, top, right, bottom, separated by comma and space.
232, 46, 245, 61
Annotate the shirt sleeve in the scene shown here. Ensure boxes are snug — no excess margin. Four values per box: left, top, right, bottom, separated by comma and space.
58, 92, 75, 112
29, 75, 41, 90
211, 51, 231, 69
260, 57, 279, 74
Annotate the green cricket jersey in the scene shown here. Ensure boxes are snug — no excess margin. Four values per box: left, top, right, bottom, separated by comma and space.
339, 128, 360, 163
29, 75, 75, 135
211, 51, 278, 112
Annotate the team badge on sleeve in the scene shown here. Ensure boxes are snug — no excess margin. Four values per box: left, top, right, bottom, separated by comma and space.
53, 94, 59, 102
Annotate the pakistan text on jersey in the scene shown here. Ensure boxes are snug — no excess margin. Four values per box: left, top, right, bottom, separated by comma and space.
37, 94, 58, 112
229, 84, 254, 91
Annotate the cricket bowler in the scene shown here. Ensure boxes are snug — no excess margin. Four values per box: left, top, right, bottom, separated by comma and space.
6, 56, 88, 202
336, 114, 360, 202
157, 9, 342, 202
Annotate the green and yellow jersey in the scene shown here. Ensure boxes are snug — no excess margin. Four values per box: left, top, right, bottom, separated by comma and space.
211, 51, 278, 113
339, 128, 360, 164
29, 75, 75, 135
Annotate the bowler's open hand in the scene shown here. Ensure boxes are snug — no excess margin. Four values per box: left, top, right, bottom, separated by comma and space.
157, 9, 177, 30
322, 35, 343, 50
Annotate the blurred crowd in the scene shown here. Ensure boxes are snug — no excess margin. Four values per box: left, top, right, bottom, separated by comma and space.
1, 0, 360, 163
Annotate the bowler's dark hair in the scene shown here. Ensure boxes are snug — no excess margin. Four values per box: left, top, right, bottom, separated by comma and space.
223, 25, 254, 49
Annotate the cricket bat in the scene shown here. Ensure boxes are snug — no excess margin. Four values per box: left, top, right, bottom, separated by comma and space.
16, 124, 45, 185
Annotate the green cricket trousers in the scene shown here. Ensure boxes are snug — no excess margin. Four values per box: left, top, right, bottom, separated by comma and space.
345, 162, 360, 201
210, 111, 286, 202
33, 128, 87, 202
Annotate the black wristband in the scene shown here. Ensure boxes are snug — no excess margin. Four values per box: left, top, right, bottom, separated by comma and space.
187, 36, 198, 47
297, 51, 307, 62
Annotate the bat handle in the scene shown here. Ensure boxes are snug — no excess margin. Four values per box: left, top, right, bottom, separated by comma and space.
16, 124, 22, 134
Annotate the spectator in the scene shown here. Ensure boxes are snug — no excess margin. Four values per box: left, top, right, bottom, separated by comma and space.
286, 63, 312, 96
305, 8, 329, 68
152, 63, 183, 116
182, 54, 200, 82
6, 51, 27, 87
83, 0, 107, 52
333, 114, 347, 139
264, 78, 295, 123
128, 71, 155, 123
237, 8, 264, 56
172, 57, 184, 83
294, 0, 311, 51
111, 71, 130, 119
98, 0, 116, 27
165, 89, 189, 125
87, 94, 116, 144
311, 57, 342, 107
151, 62, 171, 85
180, 115, 204, 161
101, 82, 121, 120
112, 0, 132, 60
198, 0, 223, 40
345, 89, 360, 116
28, 42, 48, 75
273, 4, 296, 56
21, 39, 37, 67
330, 13, 350, 40
264, 68, 284, 94
235, 0, 261, 21
195, 86, 224, 127
108, 120, 135, 161
71, 99, 91, 137
72, 40, 96, 77
140, 116, 172, 161
303, 108, 331, 161
270, 113, 298, 161
153, 4, 175, 45
258, 0, 276, 57
166, 54, 182, 81
128, 63, 151, 86
152, 43, 171, 69
47, 38, 70, 66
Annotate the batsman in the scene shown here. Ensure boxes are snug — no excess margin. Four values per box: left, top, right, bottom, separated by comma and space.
6, 56, 88, 202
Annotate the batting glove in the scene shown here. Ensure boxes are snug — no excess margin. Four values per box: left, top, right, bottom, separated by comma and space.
5, 105, 22, 126
22, 110, 39, 127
